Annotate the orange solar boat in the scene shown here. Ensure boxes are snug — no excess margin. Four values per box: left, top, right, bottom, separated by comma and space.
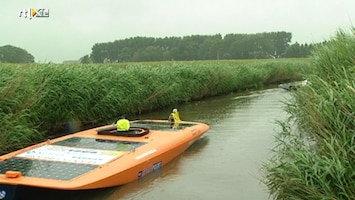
0, 120, 209, 200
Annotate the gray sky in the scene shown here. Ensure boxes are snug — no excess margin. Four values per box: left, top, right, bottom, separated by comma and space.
1, 0, 354, 63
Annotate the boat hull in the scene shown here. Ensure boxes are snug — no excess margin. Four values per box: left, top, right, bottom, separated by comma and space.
0, 120, 209, 197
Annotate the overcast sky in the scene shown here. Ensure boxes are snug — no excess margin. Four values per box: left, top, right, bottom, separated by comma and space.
1, 0, 354, 63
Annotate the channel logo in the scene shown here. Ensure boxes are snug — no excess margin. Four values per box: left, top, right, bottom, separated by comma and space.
19, 8, 49, 19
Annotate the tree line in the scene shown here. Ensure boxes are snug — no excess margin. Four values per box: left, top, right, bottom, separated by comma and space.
84, 31, 316, 63
0, 31, 319, 64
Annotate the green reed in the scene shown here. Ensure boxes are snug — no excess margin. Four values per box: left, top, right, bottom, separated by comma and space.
264, 28, 355, 199
0, 59, 309, 154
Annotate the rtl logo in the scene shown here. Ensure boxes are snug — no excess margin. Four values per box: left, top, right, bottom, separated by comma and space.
19, 8, 49, 19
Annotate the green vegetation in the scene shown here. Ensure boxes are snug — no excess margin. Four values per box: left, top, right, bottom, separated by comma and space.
0, 59, 310, 154
264, 29, 355, 199
0, 45, 35, 63
88, 32, 316, 63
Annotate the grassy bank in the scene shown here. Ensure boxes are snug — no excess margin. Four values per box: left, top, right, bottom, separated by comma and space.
264, 30, 355, 199
0, 59, 310, 154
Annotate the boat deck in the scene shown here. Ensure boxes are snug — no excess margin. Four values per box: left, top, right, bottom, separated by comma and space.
0, 121, 201, 183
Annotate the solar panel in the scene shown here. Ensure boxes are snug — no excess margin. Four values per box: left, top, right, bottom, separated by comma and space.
0, 137, 147, 180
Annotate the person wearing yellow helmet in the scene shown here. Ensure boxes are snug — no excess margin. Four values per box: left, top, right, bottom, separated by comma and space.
116, 118, 130, 131
168, 108, 180, 128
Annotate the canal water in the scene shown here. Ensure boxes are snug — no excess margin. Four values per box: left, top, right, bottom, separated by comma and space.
42, 87, 291, 200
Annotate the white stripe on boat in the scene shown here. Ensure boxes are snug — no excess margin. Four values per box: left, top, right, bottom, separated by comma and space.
16, 145, 124, 165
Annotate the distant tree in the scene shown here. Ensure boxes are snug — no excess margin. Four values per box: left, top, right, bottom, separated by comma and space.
0, 45, 35, 63
273, 32, 292, 57
198, 34, 222, 59
284, 42, 315, 58
117, 47, 132, 62
178, 35, 205, 60
80, 55, 92, 63
144, 46, 164, 61
284, 42, 302, 57
90, 43, 108, 63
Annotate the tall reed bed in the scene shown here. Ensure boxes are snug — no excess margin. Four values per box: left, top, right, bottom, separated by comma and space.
0, 59, 310, 154
264, 29, 355, 199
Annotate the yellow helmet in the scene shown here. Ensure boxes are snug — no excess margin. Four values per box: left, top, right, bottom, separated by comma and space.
116, 119, 130, 131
